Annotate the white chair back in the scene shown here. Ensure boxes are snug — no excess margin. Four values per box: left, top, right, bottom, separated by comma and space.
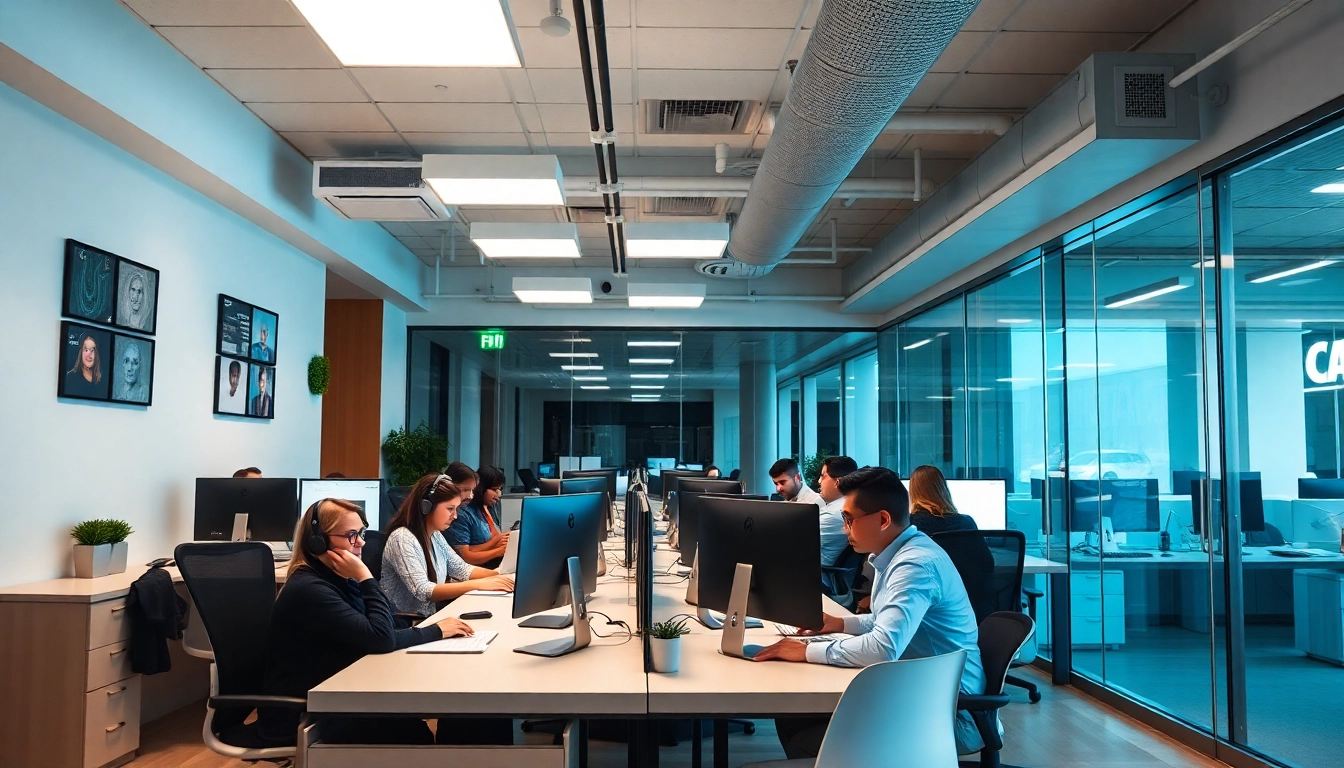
814, 650, 967, 768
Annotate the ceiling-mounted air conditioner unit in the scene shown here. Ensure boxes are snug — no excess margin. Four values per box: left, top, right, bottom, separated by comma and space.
312, 160, 450, 221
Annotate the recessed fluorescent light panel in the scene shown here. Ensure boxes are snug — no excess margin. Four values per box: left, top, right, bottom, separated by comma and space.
580, 386, 610, 390
1245, 261, 1335, 284
627, 340, 682, 347
470, 222, 580, 259
997, 319, 1032, 325
631, 385, 665, 390
423, 155, 564, 206
571, 376, 606, 381
903, 338, 933, 351
513, 276, 591, 304
291, 0, 523, 67
1311, 183, 1344, 194
630, 374, 669, 379
627, 283, 707, 308
1102, 276, 1192, 308
549, 352, 598, 358
630, 358, 674, 364
624, 223, 730, 259
561, 365, 603, 371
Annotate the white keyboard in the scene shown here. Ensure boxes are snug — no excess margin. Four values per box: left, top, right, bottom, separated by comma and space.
775, 623, 802, 636
407, 630, 498, 654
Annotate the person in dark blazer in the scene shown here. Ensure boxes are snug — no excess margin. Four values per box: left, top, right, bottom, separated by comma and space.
249, 367, 273, 417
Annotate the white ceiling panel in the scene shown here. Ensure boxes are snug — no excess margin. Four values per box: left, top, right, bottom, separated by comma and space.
637, 69, 776, 101
458, 207, 565, 222
928, 31, 992, 74
516, 27, 632, 68
157, 26, 338, 69
636, 29, 794, 70
961, 0, 1022, 32
207, 68, 364, 102
528, 69, 634, 104
543, 133, 637, 156
250, 102, 392, 132
635, 0, 808, 29
969, 31, 1143, 74
350, 68, 515, 103
279, 131, 407, 158
537, 103, 635, 134
380, 102, 528, 133
510, 0, 632, 28
635, 133, 755, 150
405, 133, 533, 154
120, 0, 303, 26
1005, 0, 1192, 32
901, 73, 957, 108
935, 73, 1060, 110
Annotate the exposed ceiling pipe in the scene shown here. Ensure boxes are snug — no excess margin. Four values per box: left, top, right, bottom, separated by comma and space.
570, 0, 626, 276
766, 107, 1014, 135
564, 175, 933, 198
726, 0, 980, 267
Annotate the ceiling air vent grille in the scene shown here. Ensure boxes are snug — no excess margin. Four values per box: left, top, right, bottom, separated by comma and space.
318, 165, 424, 189
644, 100, 760, 135
1112, 66, 1176, 128
642, 197, 725, 217
565, 206, 609, 224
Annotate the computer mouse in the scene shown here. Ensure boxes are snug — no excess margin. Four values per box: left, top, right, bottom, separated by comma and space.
1161, 553, 1173, 558
741, 644, 765, 659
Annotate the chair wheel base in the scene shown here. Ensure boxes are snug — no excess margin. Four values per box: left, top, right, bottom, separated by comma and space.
1029, 690, 1042, 703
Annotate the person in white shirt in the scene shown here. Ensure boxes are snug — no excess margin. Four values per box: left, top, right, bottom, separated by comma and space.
754, 466, 986, 758
769, 458, 824, 507
816, 456, 858, 567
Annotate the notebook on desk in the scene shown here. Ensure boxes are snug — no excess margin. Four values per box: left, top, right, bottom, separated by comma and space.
407, 631, 498, 654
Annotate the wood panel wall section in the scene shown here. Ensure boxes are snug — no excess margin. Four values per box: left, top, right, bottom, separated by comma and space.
321, 300, 383, 479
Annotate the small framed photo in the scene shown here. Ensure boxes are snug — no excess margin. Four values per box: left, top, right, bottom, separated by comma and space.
57, 321, 113, 402
217, 294, 254, 358
250, 306, 278, 364
63, 240, 117, 325
214, 356, 251, 416
248, 364, 276, 419
113, 257, 160, 335
109, 334, 155, 406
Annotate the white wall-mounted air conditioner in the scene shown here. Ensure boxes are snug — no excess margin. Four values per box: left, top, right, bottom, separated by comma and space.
312, 160, 449, 221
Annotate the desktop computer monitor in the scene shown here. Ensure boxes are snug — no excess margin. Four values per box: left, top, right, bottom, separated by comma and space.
647, 458, 675, 470
1298, 477, 1344, 499
510, 492, 605, 657
681, 463, 704, 471
696, 496, 823, 656
1192, 478, 1266, 535
1068, 479, 1159, 532
537, 463, 558, 479
1030, 476, 1065, 501
517, 468, 540, 492
300, 478, 385, 529
906, 479, 1006, 529
677, 478, 743, 496
538, 477, 610, 538
563, 469, 618, 506
660, 469, 708, 503
194, 478, 298, 542
1172, 470, 1204, 496
539, 477, 561, 496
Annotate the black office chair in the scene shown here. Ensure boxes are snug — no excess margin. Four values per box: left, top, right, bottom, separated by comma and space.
387, 485, 414, 520
174, 542, 307, 763
820, 544, 866, 610
728, 469, 741, 481
932, 530, 1043, 704
518, 467, 540, 492
958, 611, 1035, 768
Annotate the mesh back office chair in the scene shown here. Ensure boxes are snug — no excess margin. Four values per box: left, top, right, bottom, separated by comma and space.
518, 468, 540, 492
820, 544, 866, 610
958, 612, 1036, 768
174, 542, 307, 762
932, 530, 1044, 703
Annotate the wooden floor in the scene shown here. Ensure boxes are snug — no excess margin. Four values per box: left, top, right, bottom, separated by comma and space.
126, 668, 1227, 768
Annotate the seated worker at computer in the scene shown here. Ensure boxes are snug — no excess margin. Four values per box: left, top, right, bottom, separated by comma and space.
232, 466, 262, 478
442, 461, 478, 497
381, 474, 514, 617
909, 465, 980, 535
706, 465, 721, 478
258, 498, 473, 746
770, 458, 824, 507
817, 456, 858, 566
447, 465, 511, 567
753, 467, 987, 758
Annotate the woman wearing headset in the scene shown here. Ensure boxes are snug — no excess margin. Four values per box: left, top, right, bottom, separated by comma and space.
259, 498, 473, 745
380, 473, 514, 618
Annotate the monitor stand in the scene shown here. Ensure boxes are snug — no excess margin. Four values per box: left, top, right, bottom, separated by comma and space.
514, 556, 591, 657
720, 563, 753, 659
684, 547, 699, 606
231, 513, 249, 543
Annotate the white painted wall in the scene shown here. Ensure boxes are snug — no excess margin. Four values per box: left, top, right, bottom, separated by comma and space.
1244, 330, 1308, 498
713, 389, 740, 473
0, 83, 325, 586
379, 303, 407, 479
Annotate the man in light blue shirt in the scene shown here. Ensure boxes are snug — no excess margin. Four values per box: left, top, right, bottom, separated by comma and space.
816, 456, 858, 567
755, 466, 986, 758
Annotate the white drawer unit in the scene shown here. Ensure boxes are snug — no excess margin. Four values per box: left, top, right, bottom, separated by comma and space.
1070, 570, 1126, 648
83, 677, 142, 768
1294, 569, 1344, 665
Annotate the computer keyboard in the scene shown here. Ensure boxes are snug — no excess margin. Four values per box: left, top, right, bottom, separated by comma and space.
1101, 551, 1153, 558
1268, 549, 1314, 558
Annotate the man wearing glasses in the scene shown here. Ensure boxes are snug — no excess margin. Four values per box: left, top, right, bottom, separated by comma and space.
754, 466, 986, 758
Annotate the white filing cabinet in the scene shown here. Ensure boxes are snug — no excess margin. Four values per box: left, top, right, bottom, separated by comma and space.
1070, 571, 1126, 648
1294, 569, 1344, 666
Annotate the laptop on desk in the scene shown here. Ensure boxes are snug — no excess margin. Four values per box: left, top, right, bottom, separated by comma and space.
498, 530, 521, 575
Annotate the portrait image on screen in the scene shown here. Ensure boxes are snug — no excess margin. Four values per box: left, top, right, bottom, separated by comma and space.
63, 240, 116, 325
214, 356, 250, 415
248, 365, 275, 419
109, 334, 154, 406
217, 294, 253, 358
113, 258, 158, 334
57, 321, 113, 402
250, 307, 278, 364
301, 479, 385, 528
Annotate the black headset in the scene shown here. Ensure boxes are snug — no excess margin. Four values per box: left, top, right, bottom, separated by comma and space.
419, 474, 453, 516
305, 498, 333, 556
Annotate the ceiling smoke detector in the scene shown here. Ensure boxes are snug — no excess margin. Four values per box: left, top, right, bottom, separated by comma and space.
540, 0, 570, 36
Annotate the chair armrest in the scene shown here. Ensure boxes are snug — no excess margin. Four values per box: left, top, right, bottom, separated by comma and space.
1022, 587, 1044, 599
957, 693, 1011, 712
209, 695, 307, 711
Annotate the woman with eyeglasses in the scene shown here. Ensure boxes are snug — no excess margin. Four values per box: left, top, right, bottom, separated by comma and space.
259, 498, 473, 746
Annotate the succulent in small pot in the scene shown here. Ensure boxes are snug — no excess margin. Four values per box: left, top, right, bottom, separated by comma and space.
647, 617, 691, 673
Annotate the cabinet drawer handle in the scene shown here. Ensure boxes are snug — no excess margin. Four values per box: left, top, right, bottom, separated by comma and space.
109, 605, 127, 614
109, 648, 128, 657
106, 722, 125, 733
107, 686, 127, 696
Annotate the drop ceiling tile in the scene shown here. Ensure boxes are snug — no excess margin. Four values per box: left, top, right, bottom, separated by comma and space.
122, 0, 303, 26
510, 0, 631, 27
637, 28, 794, 70
405, 133, 533, 154
635, 0, 808, 28
543, 134, 636, 156
902, 73, 956, 108
380, 102, 525, 132
637, 69, 777, 101
537, 104, 635, 134
516, 27, 632, 68
527, 69, 633, 104
934, 73, 1060, 109
207, 69, 363, 102
252, 102, 391, 132
1005, 0, 1192, 32
350, 68, 513, 103
929, 31, 992, 73
635, 133, 756, 150
157, 26, 338, 69
279, 131, 407, 158
969, 31, 1143, 75
962, 0, 1022, 31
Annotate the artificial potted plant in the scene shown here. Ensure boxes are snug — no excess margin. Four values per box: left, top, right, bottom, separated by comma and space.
381, 421, 451, 487
647, 617, 691, 673
71, 520, 113, 579
105, 520, 134, 575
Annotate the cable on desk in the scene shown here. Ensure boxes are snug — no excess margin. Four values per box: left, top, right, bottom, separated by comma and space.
586, 611, 634, 644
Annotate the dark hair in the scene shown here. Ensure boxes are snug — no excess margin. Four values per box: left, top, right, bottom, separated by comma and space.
705, 465, 720, 475
386, 473, 464, 583
68, 332, 102, 382
821, 456, 859, 480
323, 472, 347, 479
229, 360, 241, 376
837, 466, 910, 526
769, 458, 800, 479
288, 498, 364, 579
473, 465, 506, 508
232, 467, 262, 478
443, 461, 478, 486
908, 465, 957, 517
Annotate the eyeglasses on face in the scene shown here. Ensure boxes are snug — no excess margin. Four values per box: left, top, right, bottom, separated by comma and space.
329, 527, 368, 546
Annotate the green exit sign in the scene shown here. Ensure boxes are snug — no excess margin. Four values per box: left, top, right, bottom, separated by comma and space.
479, 331, 506, 351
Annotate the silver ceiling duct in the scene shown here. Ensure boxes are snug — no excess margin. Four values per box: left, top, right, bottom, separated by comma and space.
725, 0, 980, 267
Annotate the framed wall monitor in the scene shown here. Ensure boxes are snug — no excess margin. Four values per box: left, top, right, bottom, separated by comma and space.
57, 321, 113, 402
62, 240, 116, 325
108, 333, 155, 406
112, 256, 159, 334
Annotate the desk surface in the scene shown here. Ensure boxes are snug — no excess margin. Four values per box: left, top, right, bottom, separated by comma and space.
0, 561, 289, 604
1069, 546, 1344, 570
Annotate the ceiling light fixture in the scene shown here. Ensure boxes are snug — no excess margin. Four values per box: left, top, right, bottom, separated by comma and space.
470, 222, 581, 258
1311, 182, 1344, 194
580, 385, 610, 390
542, 337, 591, 343
903, 338, 933, 350
549, 352, 598, 358
624, 223, 730, 259
631, 385, 665, 390
561, 365, 603, 371
627, 283, 707, 309
630, 374, 670, 379
423, 155, 564, 206
1245, 261, 1335, 284
571, 376, 606, 381
630, 358, 674, 364
997, 318, 1032, 325
513, 276, 592, 304
1102, 276, 1193, 308
291, 0, 523, 67
538, 0, 571, 36
627, 340, 682, 347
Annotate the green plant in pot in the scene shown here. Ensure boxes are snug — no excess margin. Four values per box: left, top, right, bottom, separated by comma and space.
105, 520, 133, 575
647, 617, 691, 673
381, 422, 451, 487
801, 450, 831, 492
71, 519, 134, 578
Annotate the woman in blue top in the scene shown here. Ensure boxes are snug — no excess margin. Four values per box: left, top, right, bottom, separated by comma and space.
446, 465, 510, 568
